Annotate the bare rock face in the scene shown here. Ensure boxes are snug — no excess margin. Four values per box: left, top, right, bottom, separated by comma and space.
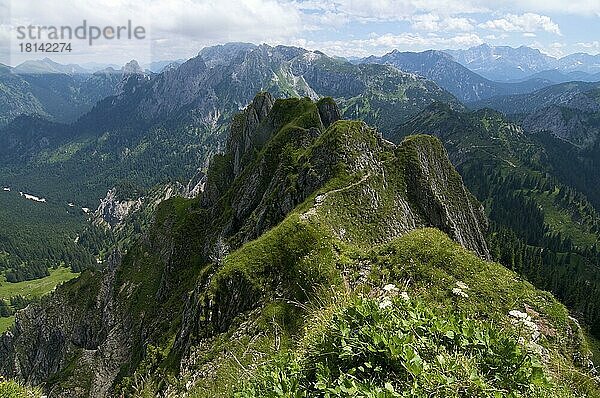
94, 173, 207, 232
114, 60, 150, 96
184, 170, 207, 198
226, 92, 275, 177
400, 135, 490, 259
0, 254, 131, 398
522, 105, 599, 148
317, 97, 341, 128
95, 188, 143, 229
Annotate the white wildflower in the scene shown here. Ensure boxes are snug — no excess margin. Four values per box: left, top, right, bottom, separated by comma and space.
508, 310, 530, 320
400, 291, 410, 301
528, 341, 547, 357
379, 299, 392, 309
452, 287, 468, 298
522, 318, 537, 330
383, 284, 398, 293
456, 281, 469, 290
509, 309, 540, 341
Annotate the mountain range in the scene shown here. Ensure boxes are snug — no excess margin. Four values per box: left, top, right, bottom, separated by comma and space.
446, 43, 600, 81
359, 49, 554, 102
471, 81, 600, 148
0, 59, 134, 127
1, 41, 600, 397
0, 42, 464, 298
0, 43, 460, 205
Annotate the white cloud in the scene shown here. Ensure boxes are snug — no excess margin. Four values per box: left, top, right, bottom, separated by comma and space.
295, 0, 487, 23
6, 0, 303, 40
411, 14, 475, 32
149, 0, 302, 41
1, 0, 598, 66
530, 41, 566, 57
513, 0, 600, 17
330, 0, 418, 21
3, 0, 305, 65
445, 17, 476, 31
575, 41, 600, 53
484, 33, 509, 40
548, 41, 567, 57
298, 0, 600, 21
292, 32, 484, 58
480, 13, 561, 35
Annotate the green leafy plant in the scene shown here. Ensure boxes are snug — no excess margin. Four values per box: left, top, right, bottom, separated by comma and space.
0, 379, 43, 398
237, 294, 553, 398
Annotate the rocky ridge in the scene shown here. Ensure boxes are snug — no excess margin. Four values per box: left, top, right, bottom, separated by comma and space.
1, 94, 490, 396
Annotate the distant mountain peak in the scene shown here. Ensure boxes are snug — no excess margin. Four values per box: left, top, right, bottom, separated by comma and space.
13, 58, 90, 75
444, 44, 557, 81
122, 60, 142, 74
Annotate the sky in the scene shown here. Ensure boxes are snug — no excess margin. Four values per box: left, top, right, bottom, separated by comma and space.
1, 0, 599, 67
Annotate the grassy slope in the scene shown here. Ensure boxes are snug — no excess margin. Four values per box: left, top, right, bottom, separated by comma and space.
530, 188, 599, 247
187, 162, 598, 396
17, 97, 591, 397
0, 380, 42, 398
184, 220, 599, 397
0, 316, 14, 333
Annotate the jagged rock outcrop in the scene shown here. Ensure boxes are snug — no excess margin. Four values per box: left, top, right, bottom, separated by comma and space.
226, 92, 275, 177
184, 170, 206, 198
0, 96, 489, 397
94, 172, 207, 233
0, 254, 129, 398
114, 60, 149, 96
317, 97, 341, 128
400, 136, 489, 258
174, 98, 490, 360
95, 188, 143, 228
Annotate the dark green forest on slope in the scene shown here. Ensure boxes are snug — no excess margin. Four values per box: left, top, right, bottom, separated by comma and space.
0, 191, 102, 279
